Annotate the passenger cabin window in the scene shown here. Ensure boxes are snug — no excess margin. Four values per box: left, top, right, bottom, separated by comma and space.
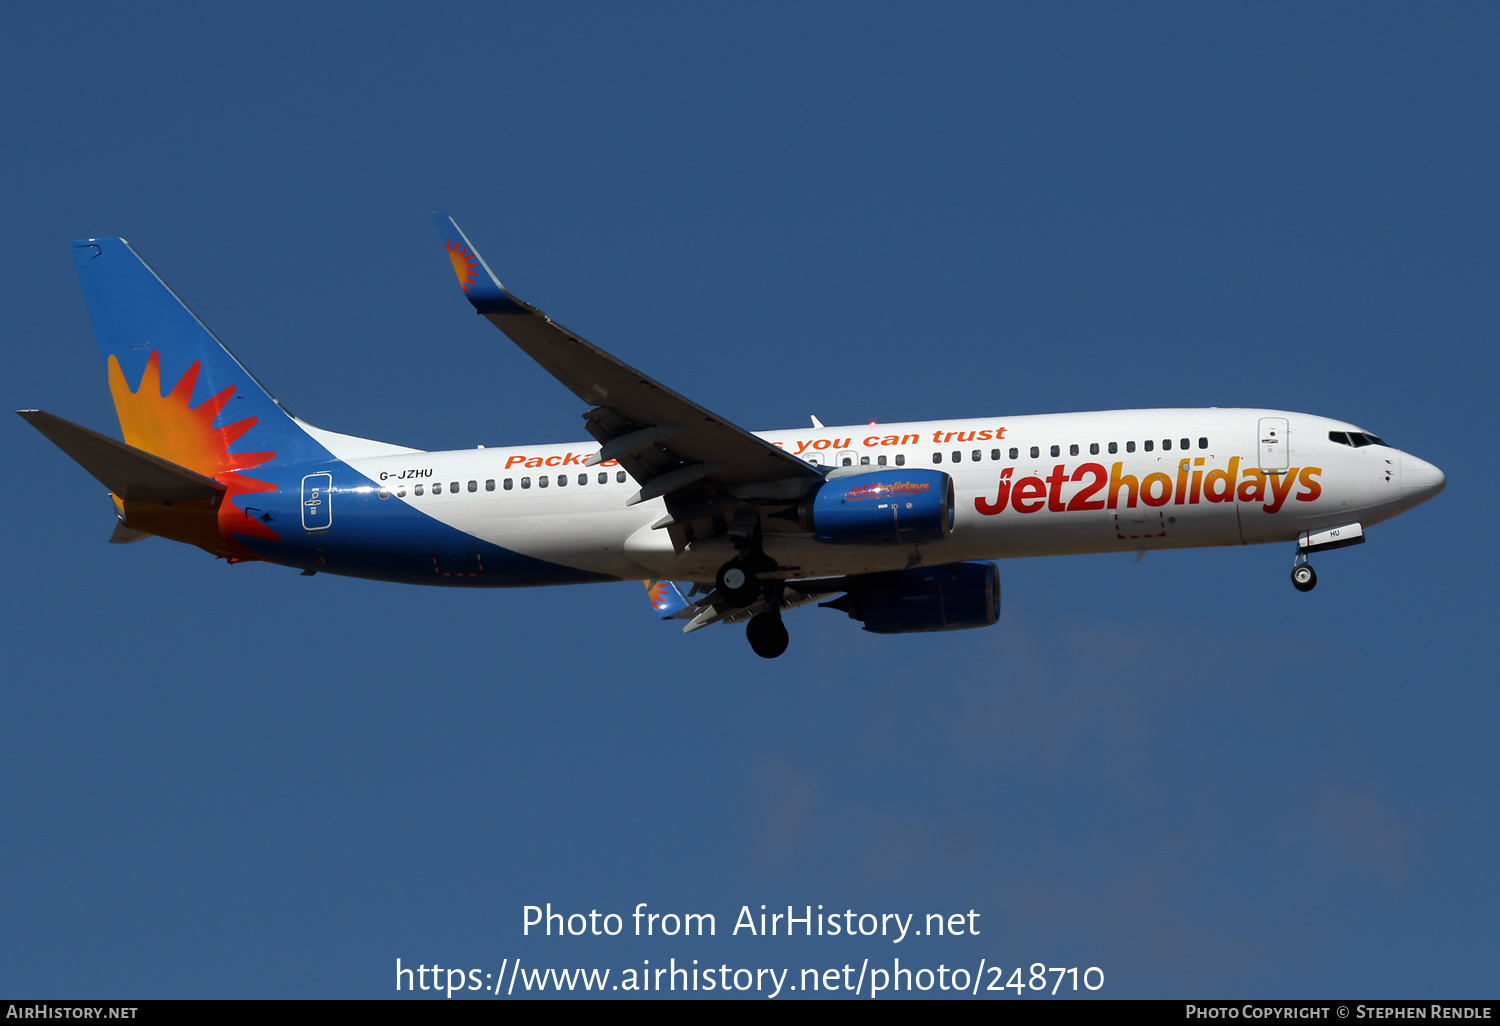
894, 454, 906, 466
1180, 438, 1190, 450
485, 479, 495, 491
1030, 446, 1040, 459
860, 456, 870, 465
971, 450, 981, 462
1143, 440, 1153, 452
616, 471, 627, 482
520, 477, 530, 489
578, 473, 587, 485
468, 480, 477, 492
841, 456, 852, 466
1050, 445, 1060, 457
556, 474, 567, 486
432, 482, 443, 494
1108, 442, 1117, 454
1069, 444, 1079, 456
952, 450, 962, 463
1198, 437, 1208, 449
598, 472, 608, 484
539, 476, 549, 488
991, 449, 1000, 460
378, 487, 389, 499
1162, 439, 1172, 451
1009, 447, 1018, 459
396, 486, 406, 498
503, 478, 513, 490
414, 483, 425, 495
933, 452, 943, 464
877, 455, 887, 466
1090, 443, 1099, 455
450, 481, 459, 493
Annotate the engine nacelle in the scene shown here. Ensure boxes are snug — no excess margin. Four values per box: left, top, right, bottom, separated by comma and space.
823, 561, 1000, 634
800, 469, 954, 545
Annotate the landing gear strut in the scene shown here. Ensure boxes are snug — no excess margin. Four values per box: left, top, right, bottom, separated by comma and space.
1290, 552, 1317, 592
716, 559, 761, 607
718, 511, 788, 655
746, 611, 789, 659
716, 512, 775, 608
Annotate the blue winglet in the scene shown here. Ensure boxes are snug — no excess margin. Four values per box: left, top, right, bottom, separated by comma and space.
645, 579, 696, 618
432, 213, 531, 315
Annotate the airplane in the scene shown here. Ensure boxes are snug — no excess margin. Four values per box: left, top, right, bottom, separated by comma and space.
20, 215, 1446, 658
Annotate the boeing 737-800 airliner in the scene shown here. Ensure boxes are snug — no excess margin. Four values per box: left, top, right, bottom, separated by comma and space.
20, 216, 1446, 658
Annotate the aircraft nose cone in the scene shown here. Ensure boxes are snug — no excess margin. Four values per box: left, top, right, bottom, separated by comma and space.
1401, 453, 1446, 504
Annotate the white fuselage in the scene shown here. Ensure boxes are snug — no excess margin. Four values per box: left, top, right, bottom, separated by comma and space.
333, 408, 1443, 583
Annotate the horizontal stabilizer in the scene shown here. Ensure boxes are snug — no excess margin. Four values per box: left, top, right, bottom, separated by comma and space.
17, 410, 224, 504
109, 521, 152, 544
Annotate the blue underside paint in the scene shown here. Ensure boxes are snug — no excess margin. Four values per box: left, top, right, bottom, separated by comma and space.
238, 460, 617, 587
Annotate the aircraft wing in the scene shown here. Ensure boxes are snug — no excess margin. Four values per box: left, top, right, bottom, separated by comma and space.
433, 215, 824, 524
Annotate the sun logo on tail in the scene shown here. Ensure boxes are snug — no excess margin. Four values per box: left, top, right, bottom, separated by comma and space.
446, 239, 479, 293
108, 351, 272, 477
107, 351, 278, 547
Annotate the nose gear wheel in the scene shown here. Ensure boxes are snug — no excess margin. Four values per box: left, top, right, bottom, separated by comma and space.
1290, 550, 1317, 592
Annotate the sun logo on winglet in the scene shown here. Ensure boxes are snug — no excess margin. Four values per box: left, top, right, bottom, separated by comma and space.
446, 239, 479, 293
646, 579, 672, 611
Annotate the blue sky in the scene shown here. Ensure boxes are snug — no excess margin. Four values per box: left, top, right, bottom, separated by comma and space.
3, 3, 1496, 998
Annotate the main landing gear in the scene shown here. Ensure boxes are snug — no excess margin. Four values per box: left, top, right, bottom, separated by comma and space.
716, 514, 789, 657
1291, 552, 1317, 592
719, 558, 790, 658
715, 558, 761, 607
746, 611, 789, 659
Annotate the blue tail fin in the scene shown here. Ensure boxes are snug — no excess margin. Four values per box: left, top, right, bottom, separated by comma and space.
70, 237, 327, 473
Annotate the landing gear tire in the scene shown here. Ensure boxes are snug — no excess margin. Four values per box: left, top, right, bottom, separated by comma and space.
1291, 563, 1317, 592
746, 612, 789, 659
716, 560, 760, 607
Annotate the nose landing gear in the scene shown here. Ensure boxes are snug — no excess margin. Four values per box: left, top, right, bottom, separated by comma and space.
1291, 554, 1317, 592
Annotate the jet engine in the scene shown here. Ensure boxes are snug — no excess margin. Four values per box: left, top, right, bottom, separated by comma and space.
822, 561, 1000, 634
798, 469, 954, 545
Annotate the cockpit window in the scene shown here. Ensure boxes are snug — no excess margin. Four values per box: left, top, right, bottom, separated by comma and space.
1331, 430, 1391, 448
